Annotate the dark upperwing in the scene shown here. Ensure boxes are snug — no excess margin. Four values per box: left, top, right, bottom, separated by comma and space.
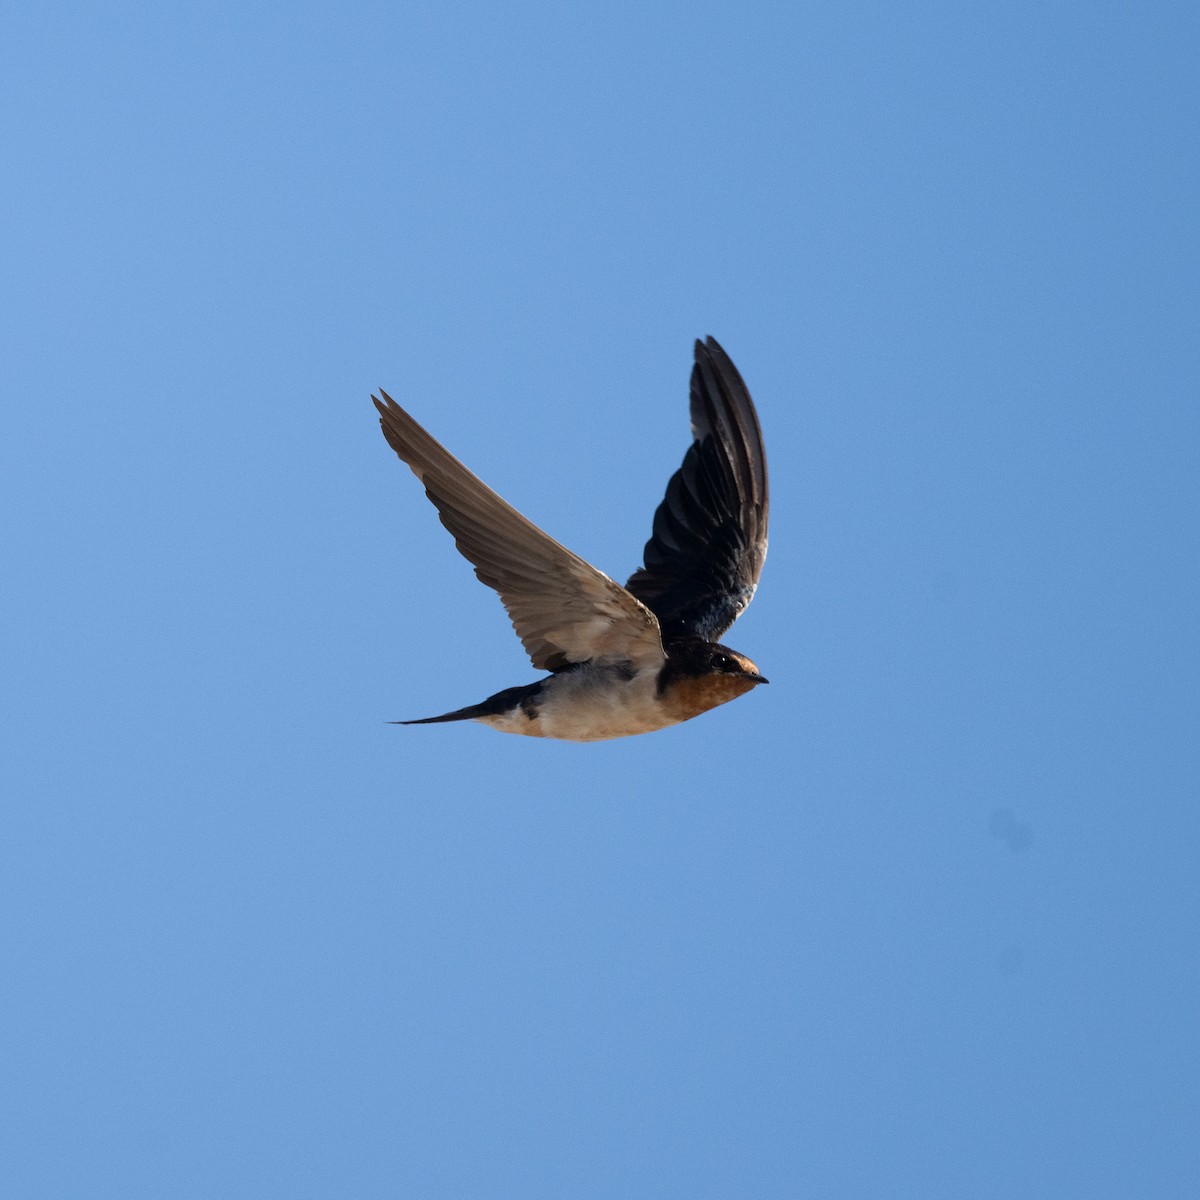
625, 337, 769, 640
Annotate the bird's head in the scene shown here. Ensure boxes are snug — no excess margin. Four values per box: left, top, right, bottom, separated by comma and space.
702, 644, 769, 687
657, 638, 768, 721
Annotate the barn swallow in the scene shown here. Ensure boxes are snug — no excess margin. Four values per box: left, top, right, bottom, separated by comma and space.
373, 336, 769, 741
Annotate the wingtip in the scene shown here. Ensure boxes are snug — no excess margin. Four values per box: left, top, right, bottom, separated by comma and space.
372, 388, 397, 415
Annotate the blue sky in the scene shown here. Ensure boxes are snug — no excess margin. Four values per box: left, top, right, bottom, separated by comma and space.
3, 2, 1198, 1196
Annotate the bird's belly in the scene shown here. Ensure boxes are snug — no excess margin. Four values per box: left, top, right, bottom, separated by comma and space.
478, 669, 678, 743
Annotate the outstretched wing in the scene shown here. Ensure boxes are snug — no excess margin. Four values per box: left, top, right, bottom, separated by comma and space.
374, 391, 665, 673
625, 337, 769, 639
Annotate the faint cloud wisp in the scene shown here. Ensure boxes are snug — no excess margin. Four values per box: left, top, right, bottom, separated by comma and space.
989, 807, 1034, 854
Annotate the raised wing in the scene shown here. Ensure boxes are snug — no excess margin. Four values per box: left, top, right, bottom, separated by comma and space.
625, 337, 769, 639
374, 391, 665, 673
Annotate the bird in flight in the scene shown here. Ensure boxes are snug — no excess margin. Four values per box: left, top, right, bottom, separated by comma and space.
373, 336, 769, 741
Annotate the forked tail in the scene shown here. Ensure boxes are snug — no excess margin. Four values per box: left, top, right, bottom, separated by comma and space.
390, 681, 543, 727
